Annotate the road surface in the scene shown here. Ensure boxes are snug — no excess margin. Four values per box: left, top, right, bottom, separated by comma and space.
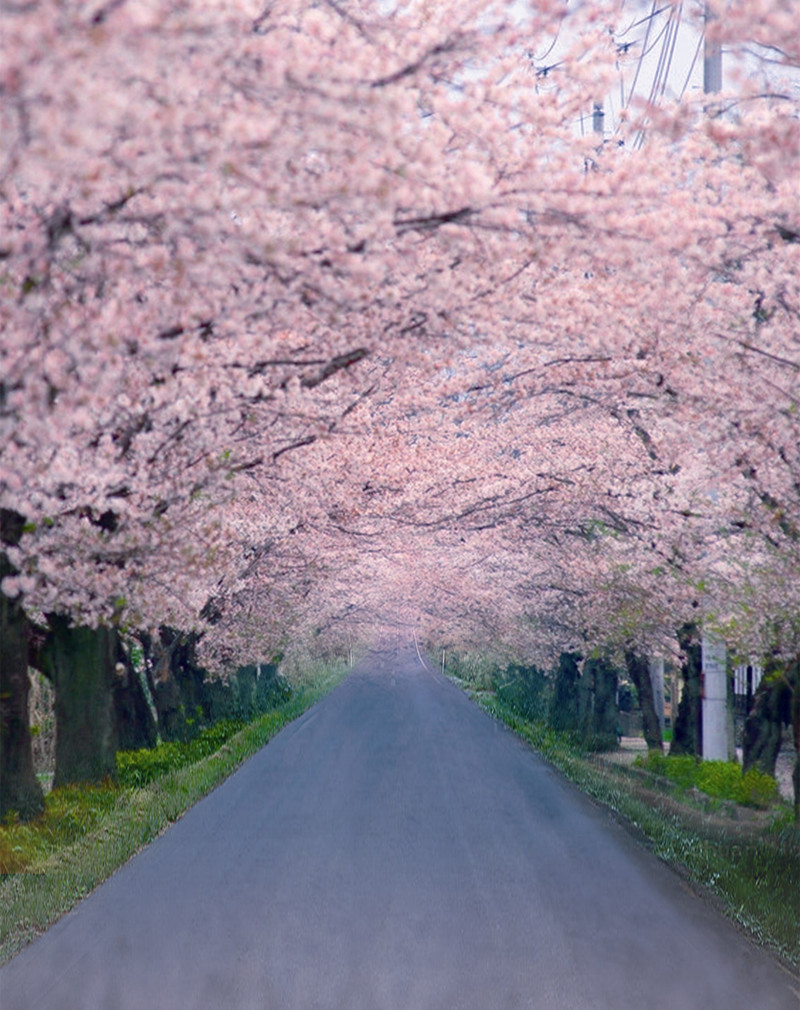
2, 651, 798, 1009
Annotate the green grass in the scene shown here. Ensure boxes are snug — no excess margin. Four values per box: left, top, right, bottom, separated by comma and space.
0, 720, 249, 874
466, 690, 799, 970
0, 661, 349, 965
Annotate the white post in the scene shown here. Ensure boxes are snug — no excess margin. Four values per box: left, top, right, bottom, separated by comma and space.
649, 656, 665, 734
702, 631, 729, 760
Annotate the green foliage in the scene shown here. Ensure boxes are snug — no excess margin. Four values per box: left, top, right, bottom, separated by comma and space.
581, 731, 620, 754
204, 666, 292, 723
635, 753, 779, 808
638, 752, 698, 788
0, 785, 119, 874
478, 696, 585, 759
116, 719, 245, 788
493, 663, 550, 723
443, 649, 500, 691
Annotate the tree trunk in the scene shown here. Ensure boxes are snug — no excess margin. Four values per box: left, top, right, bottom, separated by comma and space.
113, 639, 157, 751
170, 631, 209, 727
582, 655, 619, 750
0, 510, 45, 821
791, 660, 799, 822
671, 623, 702, 757
625, 650, 663, 752
742, 662, 790, 778
549, 651, 581, 734
43, 616, 118, 788
147, 629, 187, 741
147, 627, 214, 740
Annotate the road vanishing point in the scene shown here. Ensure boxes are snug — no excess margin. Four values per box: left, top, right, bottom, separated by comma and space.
2, 652, 798, 1009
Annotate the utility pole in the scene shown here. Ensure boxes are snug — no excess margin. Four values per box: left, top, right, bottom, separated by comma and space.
592, 101, 604, 137
702, 631, 730, 760
703, 9, 722, 94
648, 656, 665, 735
699, 9, 727, 762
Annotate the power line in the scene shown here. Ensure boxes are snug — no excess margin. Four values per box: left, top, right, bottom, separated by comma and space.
678, 32, 704, 100
623, 0, 661, 116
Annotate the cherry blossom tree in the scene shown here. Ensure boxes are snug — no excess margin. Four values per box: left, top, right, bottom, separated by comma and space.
1, 0, 799, 812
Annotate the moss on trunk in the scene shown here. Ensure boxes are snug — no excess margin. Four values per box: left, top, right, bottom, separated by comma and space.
44, 617, 118, 788
549, 651, 581, 734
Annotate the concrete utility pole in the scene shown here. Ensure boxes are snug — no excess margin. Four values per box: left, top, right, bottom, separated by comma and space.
702, 631, 730, 760
703, 9, 722, 94
699, 10, 727, 763
648, 656, 665, 734
592, 101, 604, 136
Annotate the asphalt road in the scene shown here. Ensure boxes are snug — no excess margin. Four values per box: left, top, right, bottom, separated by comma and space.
2, 651, 798, 1009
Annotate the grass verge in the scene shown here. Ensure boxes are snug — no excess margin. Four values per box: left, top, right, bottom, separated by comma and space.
458, 684, 799, 971
0, 661, 349, 965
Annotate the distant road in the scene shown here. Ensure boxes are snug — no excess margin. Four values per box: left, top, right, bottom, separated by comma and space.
2, 651, 797, 1009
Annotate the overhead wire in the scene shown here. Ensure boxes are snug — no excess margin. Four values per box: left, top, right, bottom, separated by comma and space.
616, 3, 675, 40
659, 2, 683, 99
633, 2, 683, 147
623, 0, 661, 116
533, 8, 565, 65
678, 31, 704, 99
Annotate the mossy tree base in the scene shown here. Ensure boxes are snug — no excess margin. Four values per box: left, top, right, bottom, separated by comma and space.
44, 618, 118, 789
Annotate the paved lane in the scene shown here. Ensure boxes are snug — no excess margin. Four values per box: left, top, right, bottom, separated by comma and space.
2, 652, 797, 1009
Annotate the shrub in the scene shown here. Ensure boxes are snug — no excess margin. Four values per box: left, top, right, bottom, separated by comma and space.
635, 753, 779, 808
117, 719, 245, 788
739, 768, 780, 809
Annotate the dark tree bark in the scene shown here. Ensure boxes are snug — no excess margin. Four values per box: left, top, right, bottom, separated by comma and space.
582, 656, 619, 750
671, 623, 702, 757
146, 628, 187, 741
43, 616, 118, 788
144, 628, 211, 740
0, 510, 45, 820
625, 650, 663, 752
549, 651, 582, 734
789, 658, 799, 822
113, 639, 157, 751
169, 631, 210, 726
742, 660, 791, 777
